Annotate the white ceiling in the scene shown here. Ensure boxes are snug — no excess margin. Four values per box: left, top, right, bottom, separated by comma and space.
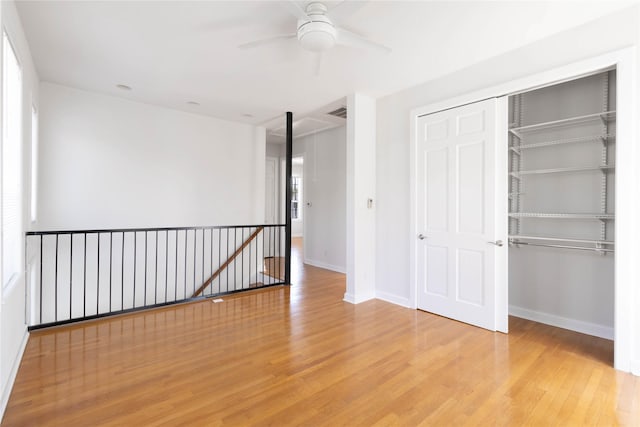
15, 0, 633, 132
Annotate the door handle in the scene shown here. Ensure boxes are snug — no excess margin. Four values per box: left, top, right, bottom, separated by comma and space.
488, 240, 503, 247
418, 234, 426, 240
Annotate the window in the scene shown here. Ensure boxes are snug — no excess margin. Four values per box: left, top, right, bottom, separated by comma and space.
30, 105, 38, 222
291, 176, 301, 220
2, 31, 23, 289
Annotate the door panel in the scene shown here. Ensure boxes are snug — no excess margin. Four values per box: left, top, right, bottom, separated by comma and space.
426, 246, 448, 297
457, 140, 485, 234
457, 248, 484, 306
425, 119, 448, 141
425, 148, 448, 231
457, 110, 485, 135
416, 98, 507, 332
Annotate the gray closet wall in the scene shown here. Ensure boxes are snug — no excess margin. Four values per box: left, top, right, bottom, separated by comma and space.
508, 71, 616, 337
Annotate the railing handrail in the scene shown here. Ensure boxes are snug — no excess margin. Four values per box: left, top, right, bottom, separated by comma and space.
26, 223, 287, 236
192, 226, 264, 298
26, 223, 287, 329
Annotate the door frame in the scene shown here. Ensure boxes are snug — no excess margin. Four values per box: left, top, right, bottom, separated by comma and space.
409, 47, 637, 372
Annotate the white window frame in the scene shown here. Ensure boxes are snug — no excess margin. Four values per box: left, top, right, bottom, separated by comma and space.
30, 104, 38, 223
2, 29, 24, 291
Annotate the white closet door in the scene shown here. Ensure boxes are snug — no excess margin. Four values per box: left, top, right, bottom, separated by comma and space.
416, 98, 507, 332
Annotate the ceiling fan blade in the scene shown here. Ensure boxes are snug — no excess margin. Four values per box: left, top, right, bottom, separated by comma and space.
326, 0, 368, 22
238, 33, 297, 49
280, 1, 310, 21
335, 27, 391, 54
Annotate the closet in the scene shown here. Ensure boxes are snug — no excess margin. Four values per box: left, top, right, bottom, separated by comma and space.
507, 70, 616, 339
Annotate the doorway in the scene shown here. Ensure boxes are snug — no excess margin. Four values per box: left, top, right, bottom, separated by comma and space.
292, 155, 304, 239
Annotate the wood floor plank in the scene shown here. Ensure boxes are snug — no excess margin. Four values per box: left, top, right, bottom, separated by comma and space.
3, 238, 639, 426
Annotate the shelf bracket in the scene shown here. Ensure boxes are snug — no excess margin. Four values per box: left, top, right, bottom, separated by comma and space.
595, 242, 607, 256
600, 72, 610, 242
509, 129, 523, 140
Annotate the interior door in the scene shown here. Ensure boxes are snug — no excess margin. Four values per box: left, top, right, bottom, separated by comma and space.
416, 97, 507, 332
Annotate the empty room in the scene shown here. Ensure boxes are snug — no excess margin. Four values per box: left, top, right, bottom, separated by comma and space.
1, 0, 639, 425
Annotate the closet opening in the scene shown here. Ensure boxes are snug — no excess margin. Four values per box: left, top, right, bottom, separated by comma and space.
507, 69, 616, 362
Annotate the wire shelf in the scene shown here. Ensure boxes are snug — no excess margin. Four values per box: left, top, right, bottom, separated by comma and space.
509, 133, 615, 153
510, 165, 614, 177
509, 110, 616, 138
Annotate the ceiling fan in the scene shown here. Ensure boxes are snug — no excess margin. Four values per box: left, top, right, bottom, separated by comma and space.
238, 1, 391, 72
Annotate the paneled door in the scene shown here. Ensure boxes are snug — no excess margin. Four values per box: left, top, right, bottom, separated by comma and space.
416, 98, 507, 332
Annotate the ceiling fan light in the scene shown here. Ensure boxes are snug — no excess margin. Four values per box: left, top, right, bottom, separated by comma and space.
297, 20, 336, 52
299, 32, 335, 52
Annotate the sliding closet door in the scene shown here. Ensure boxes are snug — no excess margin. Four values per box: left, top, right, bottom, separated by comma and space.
416, 98, 507, 332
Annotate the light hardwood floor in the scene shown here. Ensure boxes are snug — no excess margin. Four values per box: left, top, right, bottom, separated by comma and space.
4, 238, 639, 425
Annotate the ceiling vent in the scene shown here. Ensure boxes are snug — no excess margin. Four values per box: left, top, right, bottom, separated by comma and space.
327, 106, 347, 119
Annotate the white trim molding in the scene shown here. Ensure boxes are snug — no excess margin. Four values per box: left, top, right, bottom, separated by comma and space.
343, 291, 375, 304
303, 258, 346, 274
509, 305, 614, 340
376, 291, 411, 308
0, 330, 28, 418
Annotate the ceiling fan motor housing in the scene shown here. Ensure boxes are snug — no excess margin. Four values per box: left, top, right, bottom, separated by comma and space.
297, 2, 336, 52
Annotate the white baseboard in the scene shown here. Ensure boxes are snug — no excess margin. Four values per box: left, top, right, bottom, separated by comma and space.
304, 258, 346, 274
376, 291, 411, 308
630, 360, 640, 377
1, 329, 28, 421
343, 291, 376, 304
509, 305, 613, 340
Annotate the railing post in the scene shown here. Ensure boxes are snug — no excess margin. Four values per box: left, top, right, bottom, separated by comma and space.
285, 111, 293, 285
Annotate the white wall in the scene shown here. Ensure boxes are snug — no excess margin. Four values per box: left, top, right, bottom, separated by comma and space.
376, 6, 640, 371
0, 0, 39, 417
266, 142, 284, 158
38, 82, 266, 230
293, 126, 346, 273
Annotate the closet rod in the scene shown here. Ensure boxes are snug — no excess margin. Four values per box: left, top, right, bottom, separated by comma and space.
509, 241, 614, 253
508, 235, 614, 245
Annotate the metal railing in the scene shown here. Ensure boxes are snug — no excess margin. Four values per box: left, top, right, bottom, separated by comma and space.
25, 224, 286, 329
